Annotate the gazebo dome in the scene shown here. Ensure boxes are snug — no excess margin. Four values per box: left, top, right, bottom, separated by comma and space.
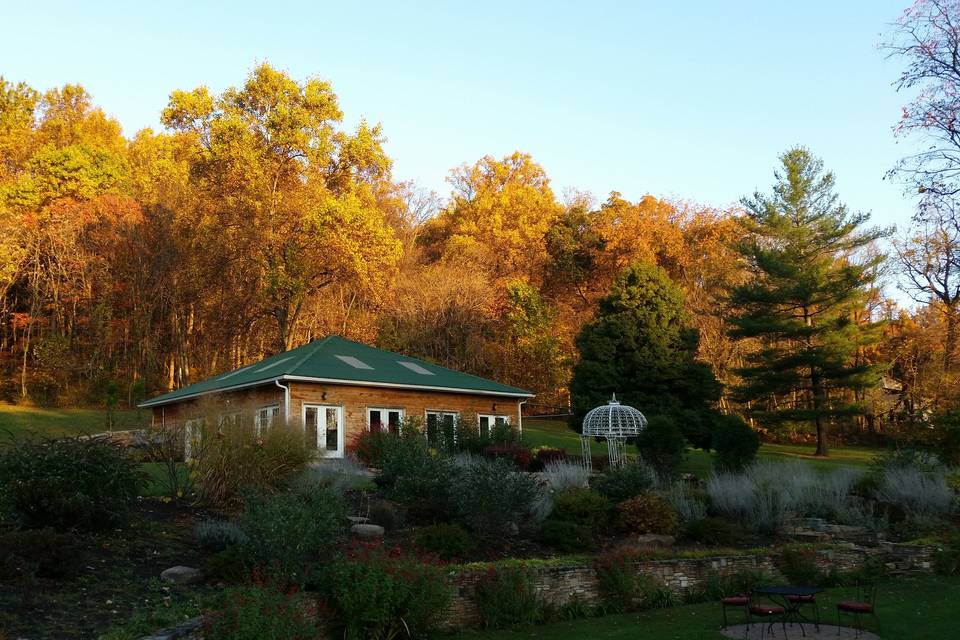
582, 394, 648, 438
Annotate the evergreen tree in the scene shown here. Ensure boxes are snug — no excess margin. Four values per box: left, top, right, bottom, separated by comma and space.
729, 148, 888, 456
569, 263, 721, 447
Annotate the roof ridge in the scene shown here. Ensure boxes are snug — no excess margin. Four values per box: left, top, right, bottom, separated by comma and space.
287, 336, 335, 376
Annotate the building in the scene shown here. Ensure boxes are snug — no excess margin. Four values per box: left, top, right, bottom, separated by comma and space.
138, 336, 533, 457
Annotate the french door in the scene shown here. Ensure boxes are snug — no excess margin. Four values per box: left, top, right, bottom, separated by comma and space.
303, 405, 344, 458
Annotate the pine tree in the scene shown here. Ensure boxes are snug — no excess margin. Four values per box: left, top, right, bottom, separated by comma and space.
729, 148, 888, 456
570, 262, 721, 448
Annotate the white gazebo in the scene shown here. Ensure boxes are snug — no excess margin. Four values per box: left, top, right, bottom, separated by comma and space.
581, 393, 647, 471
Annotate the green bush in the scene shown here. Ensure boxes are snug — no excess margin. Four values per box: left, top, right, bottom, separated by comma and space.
193, 520, 248, 553
203, 585, 315, 640
414, 523, 473, 560
935, 532, 960, 576
475, 566, 541, 629
536, 519, 595, 552
711, 414, 759, 472
204, 545, 250, 584
367, 499, 400, 531
636, 415, 686, 478
239, 487, 345, 587
615, 492, 678, 535
452, 457, 541, 544
927, 411, 960, 466
0, 527, 86, 580
778, 546, 821, 585
349, 429, 394, 467
684, 517, 736, 546
551, 488, 611, 531
323, 545, 452, 639
593, 461, 656, 503
595, 548, 638, 613
379, 434, 455, 523
0, 436, 141, 531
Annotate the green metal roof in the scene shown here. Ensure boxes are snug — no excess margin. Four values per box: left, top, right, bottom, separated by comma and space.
139, 336, 533, 407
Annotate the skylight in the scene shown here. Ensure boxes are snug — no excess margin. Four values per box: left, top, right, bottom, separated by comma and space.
398, 361, 434, 375
335, 355, 374, 370
255, 356, 295, 373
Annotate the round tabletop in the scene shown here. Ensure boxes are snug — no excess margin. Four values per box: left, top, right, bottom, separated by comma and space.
754, 585, 824, 596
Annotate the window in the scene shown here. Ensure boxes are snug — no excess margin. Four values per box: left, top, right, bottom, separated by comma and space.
426, 410, 458, 448
397, 361, 434, 375
368, 407, 404, 434
255, 404, 280, 435
478, 414, 510, 439
336, 355, 374, 369
216, 412, 240, 430
304, 405, 343, 457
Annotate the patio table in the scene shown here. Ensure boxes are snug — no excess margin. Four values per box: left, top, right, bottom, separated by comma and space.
753, 585, 824, 636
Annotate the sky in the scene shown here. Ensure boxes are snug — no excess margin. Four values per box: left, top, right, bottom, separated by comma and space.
1, 1, 922, 238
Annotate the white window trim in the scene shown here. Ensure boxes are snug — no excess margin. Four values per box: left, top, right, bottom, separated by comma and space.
478, 414, 511, 436
302, 404, 344, 458
425, 410, 459, 445
255, 404, 280, 436
366, 407, 405, 432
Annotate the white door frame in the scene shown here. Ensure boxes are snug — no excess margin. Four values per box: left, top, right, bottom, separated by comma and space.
302, 404, 344, 458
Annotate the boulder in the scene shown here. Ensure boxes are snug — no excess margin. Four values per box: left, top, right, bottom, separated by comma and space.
351, 523, 385, 541
160, 566, 202, 585
636, 534, 675, 547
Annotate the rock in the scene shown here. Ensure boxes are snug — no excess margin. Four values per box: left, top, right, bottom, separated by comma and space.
636, 534, 675, 547
351, 523, 385, 540
160, 566, 202, 585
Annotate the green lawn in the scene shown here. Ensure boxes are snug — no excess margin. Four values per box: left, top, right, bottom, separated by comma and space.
0, 403, 145, 439
460, 575, 959, 640
522, 418, 879, 477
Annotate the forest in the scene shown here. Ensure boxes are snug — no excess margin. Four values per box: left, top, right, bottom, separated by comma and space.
1, 3, 959, 452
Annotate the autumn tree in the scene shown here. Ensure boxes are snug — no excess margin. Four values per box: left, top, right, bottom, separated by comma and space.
729, 148, 887, 456
570, 263, 721, 448
162, 63, 401, 352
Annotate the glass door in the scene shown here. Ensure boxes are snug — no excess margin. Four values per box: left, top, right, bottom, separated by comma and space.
303, 405, 343, 458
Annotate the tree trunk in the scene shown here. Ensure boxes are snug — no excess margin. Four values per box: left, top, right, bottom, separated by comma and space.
811, 369, 829, 456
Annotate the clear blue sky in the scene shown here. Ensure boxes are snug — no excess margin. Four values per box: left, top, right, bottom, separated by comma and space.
2, 1, 919, 232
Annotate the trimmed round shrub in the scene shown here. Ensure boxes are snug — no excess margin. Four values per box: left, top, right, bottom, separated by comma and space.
615, 492, 678, 535
536, 519, 594, 552
551, 488, 611, 531
452, 458, 541, 545
712, 414, 759, 472
0, 436, 141, 531
593, 461, 656, 503
636, 415, 686, 478
414, 523, 473, 560
684, 517, 736, 546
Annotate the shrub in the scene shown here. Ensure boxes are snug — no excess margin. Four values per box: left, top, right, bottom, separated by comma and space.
453, 458, 542, 544
414, 523, 473, 560
203, 585, 315, 640
684, 517, 736, 546
379, 434, 455, 523
349, 429, 394, 467
778, 546, 821, 585
593, 461, 656, 503
536, 519, 594, 552
193, 520, 249, 553
660, 483, 708, 522
636, 415, 686, 478
595, 547, 638, 613
0, 528, 86, 580
934, 532, 960, 576
484, 443, 532, 470
874, 466, 954, 522
367, 499, 400, 531
323, 545, 452, 639
0, 436, 141, 531
204, 545, 250, 584
637, 574, 682, 609
194, 416, 311, 508
294, 457, 372, 494
239, 487, 346, 587
542, 459, 589, 492
475, 566, 540, 629
688, 568, 768, 602
711, 414, 759, 472
551, 488, 611, 531
927, 411, 960, 466
615, 492, 679, 535
530, 446, 567, 471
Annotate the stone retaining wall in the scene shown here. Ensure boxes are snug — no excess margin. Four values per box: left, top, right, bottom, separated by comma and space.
139, 544, 936, 638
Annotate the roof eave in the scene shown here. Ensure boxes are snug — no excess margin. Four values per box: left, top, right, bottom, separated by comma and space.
138, 374, 534, 408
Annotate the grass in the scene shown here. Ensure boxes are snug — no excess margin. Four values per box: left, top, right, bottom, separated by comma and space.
459, 575, 960, 640
0, 402, 145, 439
522, 418, 879, 477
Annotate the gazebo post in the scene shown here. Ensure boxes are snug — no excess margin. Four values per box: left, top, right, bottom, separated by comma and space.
581, 393, 647, 471
580, 436, 592, 472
